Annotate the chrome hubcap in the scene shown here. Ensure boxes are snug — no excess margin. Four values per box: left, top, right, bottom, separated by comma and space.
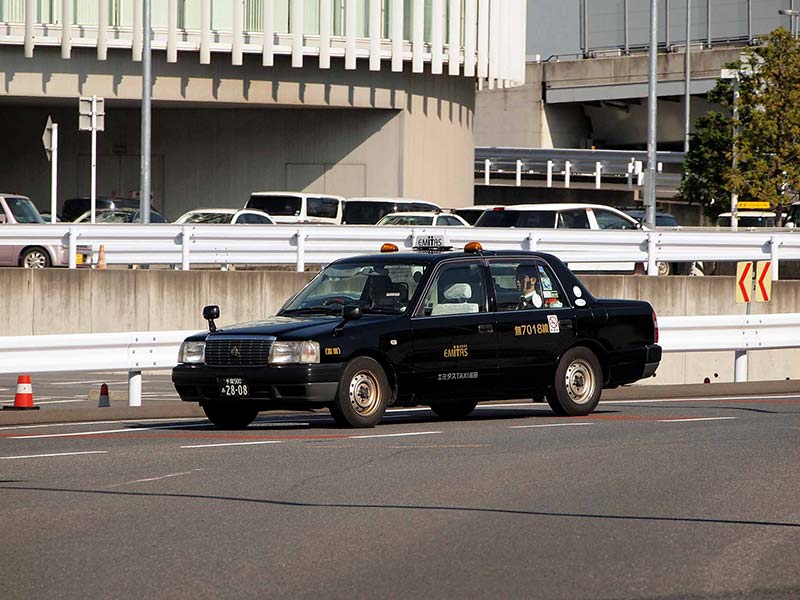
23, 251, 47, 268
564, 359, 595, 405
348, 370, 380, 416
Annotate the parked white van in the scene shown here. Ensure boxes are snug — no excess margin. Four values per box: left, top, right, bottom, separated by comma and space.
246, 192, 344, 224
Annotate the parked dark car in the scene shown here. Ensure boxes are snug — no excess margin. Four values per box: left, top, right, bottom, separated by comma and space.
74, 208, 168, 223
173, 241, 661, 429
61, 197, 153, 222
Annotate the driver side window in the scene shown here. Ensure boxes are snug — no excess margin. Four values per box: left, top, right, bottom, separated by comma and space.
420, 262, 487, 317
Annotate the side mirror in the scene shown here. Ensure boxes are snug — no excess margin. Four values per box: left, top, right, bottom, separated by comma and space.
342, 305, 362, 321
203, 304, 220, 332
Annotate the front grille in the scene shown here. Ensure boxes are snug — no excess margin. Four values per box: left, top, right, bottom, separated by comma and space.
205, 337, 274, 367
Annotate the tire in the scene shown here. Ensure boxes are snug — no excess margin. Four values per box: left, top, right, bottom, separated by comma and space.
430, 399, 478, 420
330, 357, 390, 428
20, 247, 51, 269
202, 403, 259, 429
656, 261, 671, 277
549, 347, 602, 417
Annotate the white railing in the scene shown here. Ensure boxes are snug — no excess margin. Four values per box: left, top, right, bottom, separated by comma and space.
0, 313, 799, 406
2, 224, 799, 279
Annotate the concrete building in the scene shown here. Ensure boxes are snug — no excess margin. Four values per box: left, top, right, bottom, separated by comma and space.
477, 0, 792, 150
0, 0, 525, 218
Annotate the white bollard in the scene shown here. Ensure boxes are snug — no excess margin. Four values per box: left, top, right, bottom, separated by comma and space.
734, 350, 748, 382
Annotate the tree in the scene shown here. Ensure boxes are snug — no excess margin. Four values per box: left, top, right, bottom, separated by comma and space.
680, 28, 800, 218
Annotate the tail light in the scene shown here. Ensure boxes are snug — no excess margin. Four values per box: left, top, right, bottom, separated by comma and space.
652, 310, 659, 343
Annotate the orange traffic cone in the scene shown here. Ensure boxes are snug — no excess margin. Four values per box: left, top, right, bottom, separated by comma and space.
3, 375, 40, 411
97, 245, 107, 270
98, 383, 110, 408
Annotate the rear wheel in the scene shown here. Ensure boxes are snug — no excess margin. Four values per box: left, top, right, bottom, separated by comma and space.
549, 347, 602, 417
202, 403, 259, 429
430, 399, 478, 420
329, 357, 390, 428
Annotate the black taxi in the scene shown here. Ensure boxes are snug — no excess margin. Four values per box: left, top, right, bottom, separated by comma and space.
172, 242, 661, 428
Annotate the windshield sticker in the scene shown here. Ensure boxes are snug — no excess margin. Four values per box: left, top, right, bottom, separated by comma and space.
437, 371, 479, 381
547, 315, 560, 333
532, 293, 544, 308
576, 298, 587, 307
443, 344, 469, 358
573, 286, 583, 298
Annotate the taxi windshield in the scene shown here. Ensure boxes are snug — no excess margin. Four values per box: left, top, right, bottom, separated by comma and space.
281, 261, 427, 315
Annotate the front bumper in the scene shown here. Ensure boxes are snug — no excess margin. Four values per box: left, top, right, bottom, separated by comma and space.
171, 362, 342, 407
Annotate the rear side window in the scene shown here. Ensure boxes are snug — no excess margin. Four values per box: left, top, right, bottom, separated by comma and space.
307, 197, 340, 219
247, 195, 302, 216
516, 211, 557, 228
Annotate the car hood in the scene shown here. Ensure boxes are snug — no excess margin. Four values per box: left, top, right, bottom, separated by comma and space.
209, 315, 339, 339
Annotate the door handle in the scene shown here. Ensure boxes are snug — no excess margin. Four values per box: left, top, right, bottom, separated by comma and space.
560, 320, 573, 330
478, 324, 494, 334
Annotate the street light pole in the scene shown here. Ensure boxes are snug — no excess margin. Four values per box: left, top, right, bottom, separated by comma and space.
684, 0, 692, 153
645, 0, 658, 228
779, 8, 800, 39
140, 0, 152, 224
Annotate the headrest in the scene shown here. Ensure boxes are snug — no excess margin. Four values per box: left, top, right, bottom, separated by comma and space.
443, 283, 472, 301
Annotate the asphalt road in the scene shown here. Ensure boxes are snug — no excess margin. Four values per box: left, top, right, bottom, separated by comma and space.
1, 389, 799, 599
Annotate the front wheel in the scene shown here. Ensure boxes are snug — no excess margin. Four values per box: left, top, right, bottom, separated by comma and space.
430, 399, 478, 420
202, 403, 259, 429
329, 357, 390, 428
548, 347, 602, 417
20, 247, 51, 269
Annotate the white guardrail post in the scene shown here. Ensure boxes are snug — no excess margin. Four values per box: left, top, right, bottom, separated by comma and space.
771, 235, 780, 281
595, 161, 602, 189
546, 160, 554, 187
484, 159, 491, 185
647, 233, 658, 277
181, 226, 191, 270
128, 370, 142, 407
296, 229, 306, 272
564, 161, 571, 188
516, 159, 522, 186
68, 227, 77, 269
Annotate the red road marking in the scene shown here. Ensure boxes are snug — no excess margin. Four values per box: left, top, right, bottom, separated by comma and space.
738, 261, 752, 302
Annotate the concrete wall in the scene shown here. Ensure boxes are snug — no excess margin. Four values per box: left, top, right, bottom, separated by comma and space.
4, 268, 800, 386
0, 47, 475, 213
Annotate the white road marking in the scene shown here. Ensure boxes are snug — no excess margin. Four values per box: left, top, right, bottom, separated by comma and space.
510, 422, 594, 429
657, 417, 738, 423
49, 380, 126, 386
10, 422, 213, 439
0, 399, 88, 406
181, 441, 283, 449
350, 431, 443, 439
109, 470, 200, 487
0, 451, 107, 460
0, 417, 204, 431
602, 394, 800, 404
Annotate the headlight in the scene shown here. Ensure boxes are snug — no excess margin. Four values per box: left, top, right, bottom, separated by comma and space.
178, 341, 205, 364
269, 341, 320, 365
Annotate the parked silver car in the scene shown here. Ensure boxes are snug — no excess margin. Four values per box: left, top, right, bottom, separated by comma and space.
0, 194, 89, 268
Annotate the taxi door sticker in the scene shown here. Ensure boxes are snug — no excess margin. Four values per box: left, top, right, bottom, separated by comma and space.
547, 315, 560, 333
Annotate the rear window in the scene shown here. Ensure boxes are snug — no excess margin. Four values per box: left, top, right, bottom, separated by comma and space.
247, 195, 302, 216
381, 215, 434, 226
180, 213, 233, 224
307, 197, 340, 219
475, 210, 557, 228
453, 209, 486, 225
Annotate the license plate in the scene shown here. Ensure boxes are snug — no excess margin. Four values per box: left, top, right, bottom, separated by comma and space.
75, 254, 84, 265
218, 377, 250, 398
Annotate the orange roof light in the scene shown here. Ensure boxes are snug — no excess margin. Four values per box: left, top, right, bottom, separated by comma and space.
464, 241, 483, 253
381, 243, 399, 253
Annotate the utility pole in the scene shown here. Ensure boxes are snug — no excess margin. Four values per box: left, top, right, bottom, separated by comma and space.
140, 0, 152, 224
645, 0, 658, 228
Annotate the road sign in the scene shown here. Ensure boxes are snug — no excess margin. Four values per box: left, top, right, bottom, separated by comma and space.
755, 261, 772, 303
42, 116, 54, 162
79, 96, 105, 131
736, 262, 753, 304
737, 201, 771, 210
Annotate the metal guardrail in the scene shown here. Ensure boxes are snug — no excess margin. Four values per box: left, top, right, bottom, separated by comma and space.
1, 314, 798, 406
1, 223, 797, 279
475, 147, 685, 190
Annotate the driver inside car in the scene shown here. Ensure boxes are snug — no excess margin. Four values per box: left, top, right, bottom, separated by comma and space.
514, 264, 544, 310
